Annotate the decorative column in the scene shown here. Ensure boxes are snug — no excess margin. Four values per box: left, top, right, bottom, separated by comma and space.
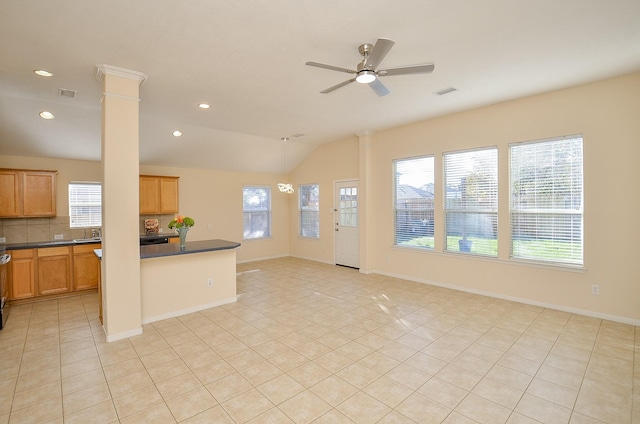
94, 65, 147, 342
358, 130, 374, 274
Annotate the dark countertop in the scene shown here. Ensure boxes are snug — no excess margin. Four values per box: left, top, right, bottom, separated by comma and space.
140, 239, 241, 259
92, 239, 241, 260
5, 233, 178, 251
4, 239, 102, 250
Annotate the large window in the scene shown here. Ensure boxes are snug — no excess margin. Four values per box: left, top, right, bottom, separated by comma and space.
510, 136, 583, 266
444, 148, 498, 256
69, 182, 102, 228
394, 156, 435, 248
243, 186, 271, 239
299, 184, 319, 238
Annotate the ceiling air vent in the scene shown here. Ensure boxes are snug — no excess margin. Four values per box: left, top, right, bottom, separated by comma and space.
434, 87, 457, 96
58, 88, 77, 98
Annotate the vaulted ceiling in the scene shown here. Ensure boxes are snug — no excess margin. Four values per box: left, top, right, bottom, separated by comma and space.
1, 0, 639, 174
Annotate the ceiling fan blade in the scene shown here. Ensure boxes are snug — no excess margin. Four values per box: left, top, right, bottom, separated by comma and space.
364, 38, 395, 70
369, 78, 390, 97
378, 63, 435, 77
320, 78, 356, 94
305, 61, 356, 74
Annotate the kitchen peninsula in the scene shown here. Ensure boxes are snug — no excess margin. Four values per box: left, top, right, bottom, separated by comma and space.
97, 239, 240, 325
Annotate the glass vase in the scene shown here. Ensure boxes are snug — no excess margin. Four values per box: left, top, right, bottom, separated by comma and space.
176, 227, 189, 248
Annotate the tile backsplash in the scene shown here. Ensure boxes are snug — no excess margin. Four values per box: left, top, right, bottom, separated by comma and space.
0, 216, 82, 244
0, 214, 176, 244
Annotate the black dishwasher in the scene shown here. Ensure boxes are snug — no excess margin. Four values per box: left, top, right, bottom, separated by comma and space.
0, 251, 11, 330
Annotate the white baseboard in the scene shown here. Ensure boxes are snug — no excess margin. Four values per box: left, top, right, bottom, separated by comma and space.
141, 296, 237, 325
289, 254, 334, 265
105, 327, 143, 343
374, 269, 640, 327
236, 254, 289, 264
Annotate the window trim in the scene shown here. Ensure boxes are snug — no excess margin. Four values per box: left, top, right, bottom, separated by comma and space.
68, 181, 102, 229
509, 135, 584, 267
443, 146, 498, 257
393, 155, 436, 250
299, 183, 320, 239
242, 185, 272, 240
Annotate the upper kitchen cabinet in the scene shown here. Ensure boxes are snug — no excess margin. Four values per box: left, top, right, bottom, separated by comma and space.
0, 169, 57, 218
139, 175, 179, 215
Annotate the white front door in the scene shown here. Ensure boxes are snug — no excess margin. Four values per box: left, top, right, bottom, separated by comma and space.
334, 181, 359, 268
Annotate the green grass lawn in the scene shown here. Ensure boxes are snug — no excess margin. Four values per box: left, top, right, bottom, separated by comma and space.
398, 236, 581, 263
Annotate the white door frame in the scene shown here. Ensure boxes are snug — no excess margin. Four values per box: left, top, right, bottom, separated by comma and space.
334, 179, 360, 268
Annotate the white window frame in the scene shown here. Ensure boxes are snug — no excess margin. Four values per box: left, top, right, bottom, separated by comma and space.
509, 135, 584, 266
243, 186, 271, 240
299, 184, 320, 238
444, 147, 498, 256
393, 155, 435, 249
68, 182, 102, 228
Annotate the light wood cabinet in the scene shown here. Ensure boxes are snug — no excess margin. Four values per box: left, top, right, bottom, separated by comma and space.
37, 246, 71, 296
73, 243, 100, 291
140, 175, 179, 215
9, 249, 36, 299
9, 243, 102, 301
0, 169, 57, 218
0, 170, 21, 217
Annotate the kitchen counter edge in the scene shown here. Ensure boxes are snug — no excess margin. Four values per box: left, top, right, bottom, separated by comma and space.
4, 234, 178, 250
140, 239, 241, 259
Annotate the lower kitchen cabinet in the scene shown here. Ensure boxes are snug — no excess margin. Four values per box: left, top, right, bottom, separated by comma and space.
9, 249, 36, 299
73, 243, 100, 291
37, 246, 71, 296
9, 243, 102, 301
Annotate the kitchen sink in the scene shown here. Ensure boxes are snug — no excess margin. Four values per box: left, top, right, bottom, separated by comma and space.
73, 237, 102, 243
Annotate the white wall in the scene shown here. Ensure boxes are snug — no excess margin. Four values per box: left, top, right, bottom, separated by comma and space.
3, 71, 639, 323
291, 72, 640, 323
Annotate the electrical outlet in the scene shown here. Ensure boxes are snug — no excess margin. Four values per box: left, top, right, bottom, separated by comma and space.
54, 234, 63, 240
207, 224, 212, 230
0, 237, 6, 243
591, 284, 600, 295
207, 278, 213, 287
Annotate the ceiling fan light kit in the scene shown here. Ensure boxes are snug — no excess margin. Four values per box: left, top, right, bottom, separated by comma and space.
306, 38, 434, 96
355, 70, 376, 84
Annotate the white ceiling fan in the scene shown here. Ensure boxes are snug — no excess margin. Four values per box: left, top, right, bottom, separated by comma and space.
305, 38, 435, 97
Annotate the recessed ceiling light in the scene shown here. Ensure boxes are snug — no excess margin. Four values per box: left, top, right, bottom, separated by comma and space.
34, 70, 54, 77
39, 111, 54, 120
172, 130, 183, 137
198, 103, 210, 109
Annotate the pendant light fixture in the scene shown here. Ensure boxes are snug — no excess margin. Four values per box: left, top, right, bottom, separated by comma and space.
277, 137, 294, 194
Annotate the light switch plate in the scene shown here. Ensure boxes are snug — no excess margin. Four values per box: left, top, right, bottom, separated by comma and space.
54, 234, 63, 240
0, 237, 6, 243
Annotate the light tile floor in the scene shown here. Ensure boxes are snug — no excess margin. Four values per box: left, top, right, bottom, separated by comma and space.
0, 257, 638, 423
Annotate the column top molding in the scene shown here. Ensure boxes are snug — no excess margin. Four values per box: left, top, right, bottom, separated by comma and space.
356, 130, 375, 137
94, 64, 147, 86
